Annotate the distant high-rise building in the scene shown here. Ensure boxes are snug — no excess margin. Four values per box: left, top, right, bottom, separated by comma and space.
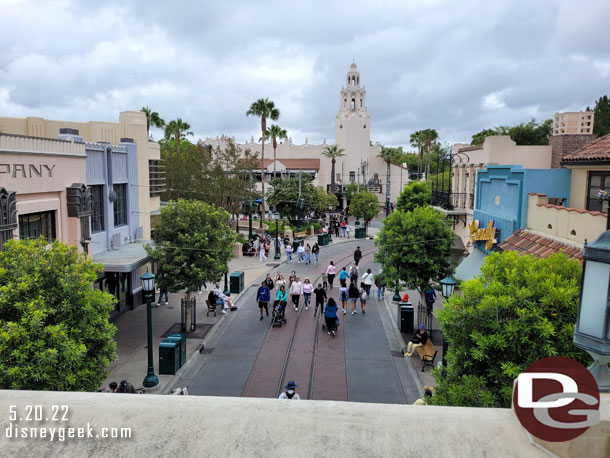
553, 111, 594, 135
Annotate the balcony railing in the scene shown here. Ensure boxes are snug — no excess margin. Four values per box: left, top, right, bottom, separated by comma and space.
432, 191, 474, 211
149, 160, 166, 197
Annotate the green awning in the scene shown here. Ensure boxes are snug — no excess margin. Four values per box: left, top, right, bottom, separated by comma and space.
454, 248, 488, 282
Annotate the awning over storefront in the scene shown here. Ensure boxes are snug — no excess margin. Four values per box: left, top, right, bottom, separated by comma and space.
454, 248, 488, 282
92, 242, 150, 273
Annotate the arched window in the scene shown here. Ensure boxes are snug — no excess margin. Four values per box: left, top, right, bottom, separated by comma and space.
347, 76, 350, 86
357, 76, 359, 86
570, 229, 577, 236
351, 76, 355, 87
344, 99, 347, 107
351, 98, 356, 110
360, 98, 362, 107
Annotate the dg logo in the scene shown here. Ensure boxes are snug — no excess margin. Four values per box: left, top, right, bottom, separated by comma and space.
513, 356, 600, 442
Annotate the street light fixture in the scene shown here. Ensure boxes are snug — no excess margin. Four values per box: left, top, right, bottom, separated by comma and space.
573, 231, 610, 392
140, 270, 159, 389
273, 211, 281, 260
440, 276, 457, 299
328, 203, 333, 242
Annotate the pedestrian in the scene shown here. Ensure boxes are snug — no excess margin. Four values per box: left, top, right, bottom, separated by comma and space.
334, 220, 340, 237
348, 281, 360, 315
276, 273, 286, 290
214, 283, 235, 310
425, 287, 437, 313
338, 266, 349, 287
375, 271, 385, 301
313, 283, 327, 316
362, 268, 373, 295
290, 276, 303, 311
345, 222, 351, 238
101, 381, 118, 393
285, 243, 293, 263
326, 261, 337, 288
405, 324, 429, 357
289, 271, 296, 287
278, 380, 301, 400
359, 282, 368, 314
303, 277, 313, 310
311, 243, 320, 264
259, 239, 268, 262
338, 283, 348, 315
340, 220, 346, 237
117, 380, 137, 394
253, 237, 260, 256
353, 246, 362, 266
256, 280, 271, 321
324, 297, 339, 336
297, 242, 305, 263
349, 263, 359, 285
276, 284, 288, 308
304, 243, 311, 265
265, 273, 275, 292
157, 285, 169, 307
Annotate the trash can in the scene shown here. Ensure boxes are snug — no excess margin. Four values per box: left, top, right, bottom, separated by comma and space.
293, 239, 303, 252
397, 302, 414, 333
355, 227, 366, 239
159, 340, 180, 375
230, 271, 244, 294
167, 333, 186, 367
317, 233, 328, 246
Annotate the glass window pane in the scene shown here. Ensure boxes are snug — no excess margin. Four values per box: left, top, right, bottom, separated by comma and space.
590, 175, 601, 187
578, 260, 610, 339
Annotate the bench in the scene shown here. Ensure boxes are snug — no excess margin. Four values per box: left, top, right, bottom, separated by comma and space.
415, 339, 438, 372
294, 231, 307, 239
205, 300, 217, 317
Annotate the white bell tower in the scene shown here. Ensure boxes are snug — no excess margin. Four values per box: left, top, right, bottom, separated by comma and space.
335, 62, 371, 184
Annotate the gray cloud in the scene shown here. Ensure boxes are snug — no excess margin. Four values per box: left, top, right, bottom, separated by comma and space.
1, 0, 609, 148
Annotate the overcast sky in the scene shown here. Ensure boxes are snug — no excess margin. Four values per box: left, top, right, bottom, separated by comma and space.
2, 0, 609, 149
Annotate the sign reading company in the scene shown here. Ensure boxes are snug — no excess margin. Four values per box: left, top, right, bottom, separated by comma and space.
0, 163, 56, 179
468, 219, 497, 250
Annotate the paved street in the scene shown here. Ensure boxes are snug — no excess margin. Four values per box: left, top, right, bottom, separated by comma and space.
185, 228, 420, 404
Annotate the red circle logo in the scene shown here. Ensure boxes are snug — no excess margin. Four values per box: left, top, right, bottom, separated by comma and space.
513, 356, 600, 442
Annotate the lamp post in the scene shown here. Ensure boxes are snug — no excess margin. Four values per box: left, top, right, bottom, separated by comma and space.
273, 211, 281, 260
328, 204, 333, 242
573, 231, 610, 392
392, 281, 401, 302
223, 271, 230, 297
440, 276, 457, 299
140, 271, 159, 389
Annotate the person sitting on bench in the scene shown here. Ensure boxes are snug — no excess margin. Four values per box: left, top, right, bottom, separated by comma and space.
405, 324, 429, 356
213, 284, 235, 310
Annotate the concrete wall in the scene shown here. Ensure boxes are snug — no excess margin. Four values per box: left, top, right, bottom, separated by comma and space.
566, 164, 610, 211
526, 193, 606, 246
0, 390, 557, 458
0, 111, 159, 240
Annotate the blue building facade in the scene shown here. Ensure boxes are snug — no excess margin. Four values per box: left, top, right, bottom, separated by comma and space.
455, 165, 571, 280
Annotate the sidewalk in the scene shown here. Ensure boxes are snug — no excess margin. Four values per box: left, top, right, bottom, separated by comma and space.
102, 221, 381, 394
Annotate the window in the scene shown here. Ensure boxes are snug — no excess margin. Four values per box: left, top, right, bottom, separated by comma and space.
373, 173, 379, 182
113, 183, 127, 227
587, 171, 610, 212
360, 98, 362, 107
344, 99, 347, 107
336, 173, 341, 182
349, 171, 356, 182
351, 98, 356, 110
91, 185, 104, 233
19, 211, 56, 241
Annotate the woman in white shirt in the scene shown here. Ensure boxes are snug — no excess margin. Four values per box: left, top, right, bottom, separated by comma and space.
361, 268, 374, 296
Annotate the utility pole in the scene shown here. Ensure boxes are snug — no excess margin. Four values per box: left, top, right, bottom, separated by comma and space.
248, 171, 253, 240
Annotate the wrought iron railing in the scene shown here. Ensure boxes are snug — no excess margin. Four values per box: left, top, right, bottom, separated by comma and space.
432, 191, 474, 211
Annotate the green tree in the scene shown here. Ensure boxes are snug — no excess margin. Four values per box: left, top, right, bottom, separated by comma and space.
378, 146, 403, 213
321, 145, 346, 193
140, 106, 165, 137
267, 177, 334, 223
350, 190, 379, 227
246, 98, 280, 227
345, 182, 359, 205
396, 181, 432, 212
410, 129, 439, 174
471, 119, 552, 146
592, 95, 610, 136
374, 206, 454, 299
145, 200, 236, 301
431, 251, 587, 408
164, 118, 193, 154
264, 124, 288, 179
0, 239, 116, 391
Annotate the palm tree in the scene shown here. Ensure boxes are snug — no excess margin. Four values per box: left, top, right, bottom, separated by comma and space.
321, 145, 346, 196
378, 146, 401, 216
140, 106, 165, 137
164, 118, 193, 154
264, 124, 288, 180
246, 98, 280, 226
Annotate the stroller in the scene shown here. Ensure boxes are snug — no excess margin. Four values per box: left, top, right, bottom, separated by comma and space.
322, 315, 340, 337
271, 300, 287, 327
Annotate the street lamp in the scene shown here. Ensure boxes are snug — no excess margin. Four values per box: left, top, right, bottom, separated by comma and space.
440, 276, 457, 299
574, 231, 610, 392
392, 281, 402, 302
328, 204, 333, 242
140, 270, 159, 389
273, 211, 281, 260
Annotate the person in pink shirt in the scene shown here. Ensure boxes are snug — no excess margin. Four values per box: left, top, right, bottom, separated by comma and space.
302, 277, 314, 310
326, 261, 337, 289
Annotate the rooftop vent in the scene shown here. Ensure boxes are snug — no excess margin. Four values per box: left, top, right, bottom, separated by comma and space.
59, 128, 79, 135
120, 137, 134, 143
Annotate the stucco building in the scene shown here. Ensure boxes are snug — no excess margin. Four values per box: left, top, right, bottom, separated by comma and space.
204, 63, 403, 209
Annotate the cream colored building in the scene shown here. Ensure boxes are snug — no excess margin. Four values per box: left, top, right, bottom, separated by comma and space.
204, 63, 403, 210
441, 136, 553, 254
0, 111, 160, 239
553, 111, 594, 135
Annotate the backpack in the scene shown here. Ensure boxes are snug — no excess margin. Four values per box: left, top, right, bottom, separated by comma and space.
360, 289, 368, 301
340, 289, 348, 301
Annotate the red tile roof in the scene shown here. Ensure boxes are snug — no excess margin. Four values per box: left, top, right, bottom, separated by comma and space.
498, 229, 583, 263
263, 158, 320, 170
458, 145, 483, 153
562, 133, 610, 163
536, 203, 606, 217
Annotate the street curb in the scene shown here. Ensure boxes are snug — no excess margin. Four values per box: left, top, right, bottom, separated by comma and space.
382, 295, 425, 398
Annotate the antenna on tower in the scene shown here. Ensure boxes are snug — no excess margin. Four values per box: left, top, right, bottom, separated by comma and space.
352, 54, 355, 64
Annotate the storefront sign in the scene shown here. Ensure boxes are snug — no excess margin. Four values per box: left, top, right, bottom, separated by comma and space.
0, 163, 56, 179
469, 219, 497, 250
